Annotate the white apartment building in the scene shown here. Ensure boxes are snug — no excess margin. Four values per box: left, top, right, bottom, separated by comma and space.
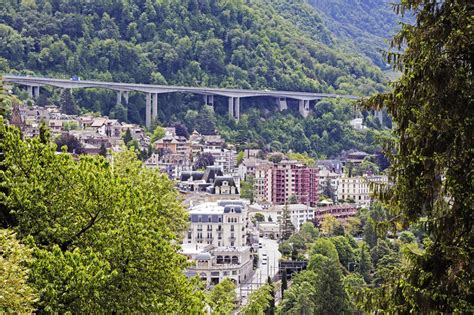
182, 200, 254, 286
250, 203, 316, 232
254, 161, 273, 204
337, 175, 388, 205
202, 148, 237, 173
318, 168, 341, 199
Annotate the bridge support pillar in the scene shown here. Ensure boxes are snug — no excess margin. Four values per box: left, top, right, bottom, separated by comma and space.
124, 91, 129, 105
33, 86, 40, 99
234, 97, 240, 121
27, 86, 33, 99
227, 97, 241, 121
116, 91, 122, 105
228, 97, 234, 120
276, 97, 288, 111
152, 93, 158, 122
145, 93, 152, 129
299, 100, 310, 118
375, 110, 383, 125
204, 95, 214, 107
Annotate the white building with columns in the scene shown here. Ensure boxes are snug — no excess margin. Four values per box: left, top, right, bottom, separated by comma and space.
181, 200, 255, 286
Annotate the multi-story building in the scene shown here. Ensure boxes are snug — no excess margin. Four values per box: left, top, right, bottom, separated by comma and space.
254, 161, 273, 204
181, 200, 254, 286
202, 147, 237, 173
263, 160, 319, 206
185, 200, 248, 247
337, 175, 388, 205
318, 168, 341, 200
315, 204, 358, 223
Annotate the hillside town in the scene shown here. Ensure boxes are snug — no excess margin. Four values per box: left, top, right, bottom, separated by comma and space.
7, 101, 388, 297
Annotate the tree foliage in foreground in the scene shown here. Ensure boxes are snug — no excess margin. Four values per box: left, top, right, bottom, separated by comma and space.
239, 284, 273, 315
208, 278, 237, 315
361, 1, 473, 312
0, 229, 37, 313
0, 120, 205, 313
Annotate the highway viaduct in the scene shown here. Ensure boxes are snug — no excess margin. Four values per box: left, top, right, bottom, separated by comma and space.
3, 75, 359, 128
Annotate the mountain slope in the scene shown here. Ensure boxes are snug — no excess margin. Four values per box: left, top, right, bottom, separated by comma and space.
1, 0, 385, 95
0, 0, 390, 158
308, 0, 407, 68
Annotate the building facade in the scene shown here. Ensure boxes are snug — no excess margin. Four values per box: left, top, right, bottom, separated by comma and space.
263, 160, 319, 206
182, 200, 254, 286
337, 175, 388, 205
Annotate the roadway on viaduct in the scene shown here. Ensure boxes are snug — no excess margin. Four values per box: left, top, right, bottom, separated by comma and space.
3, 75, 359, 128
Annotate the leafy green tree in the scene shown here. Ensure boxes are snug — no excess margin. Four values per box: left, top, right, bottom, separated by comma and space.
172, 122, 189, 139
109, 103, 128, 122
343, 273, 366, 310
286, 152, 315, 167
240, 175, 255, 202
240, 284, 272, 315
59, 89, 79, 115
0, 229, 37, 313
360, 1, 473, 312
0, 124, 205, 313
278, 240, 292, 258
278, 271, 318, 315
308, 238, 339, 269
55, 133, 84, 154
151, 125, 166, 143
357, 242, 373, 283
266, 276, 275, 315
289, 254, 350, 314
194, 152, 215, 170
122, 128, 132, 146
330, 236, 357, 270
312, 255, 351, 314
207, 278, 237, 315
236, 151, 245, 165
322, 176, 336, 202
320, 214, 343, 236
398, 231, 416, 244
279, 204, 295, 240
363, 217, 378, 248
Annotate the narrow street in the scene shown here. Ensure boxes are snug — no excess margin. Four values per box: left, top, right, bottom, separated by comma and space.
238, 237, 281, 304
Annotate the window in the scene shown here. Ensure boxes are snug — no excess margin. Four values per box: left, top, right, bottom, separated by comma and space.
230, 225, 234, 232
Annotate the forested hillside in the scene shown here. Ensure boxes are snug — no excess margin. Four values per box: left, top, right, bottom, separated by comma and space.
0, 0, 389, 158
309, 0, 407, 68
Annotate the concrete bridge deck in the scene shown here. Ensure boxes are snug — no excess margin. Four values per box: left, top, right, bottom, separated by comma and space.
3, 75, 359, 127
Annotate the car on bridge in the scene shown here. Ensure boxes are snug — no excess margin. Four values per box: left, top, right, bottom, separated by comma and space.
70, 75, 81, 81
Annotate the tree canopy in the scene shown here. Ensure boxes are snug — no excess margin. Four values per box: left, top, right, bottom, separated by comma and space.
360, 0, 473, 312
0, 119, 205, 313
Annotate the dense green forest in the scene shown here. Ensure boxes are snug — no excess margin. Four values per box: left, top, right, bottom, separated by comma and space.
309, 0, 409, 68
0, 0, 390, 157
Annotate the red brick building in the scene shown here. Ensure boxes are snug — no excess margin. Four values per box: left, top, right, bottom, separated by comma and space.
264, 160, 319, 206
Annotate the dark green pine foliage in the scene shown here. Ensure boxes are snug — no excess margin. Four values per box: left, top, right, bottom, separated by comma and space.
361, 0, 473, 312
59, 89, 79, 115
314, 258, 350, 314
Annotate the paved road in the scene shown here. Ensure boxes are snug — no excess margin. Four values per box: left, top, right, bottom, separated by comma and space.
238, 237, 281, 303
